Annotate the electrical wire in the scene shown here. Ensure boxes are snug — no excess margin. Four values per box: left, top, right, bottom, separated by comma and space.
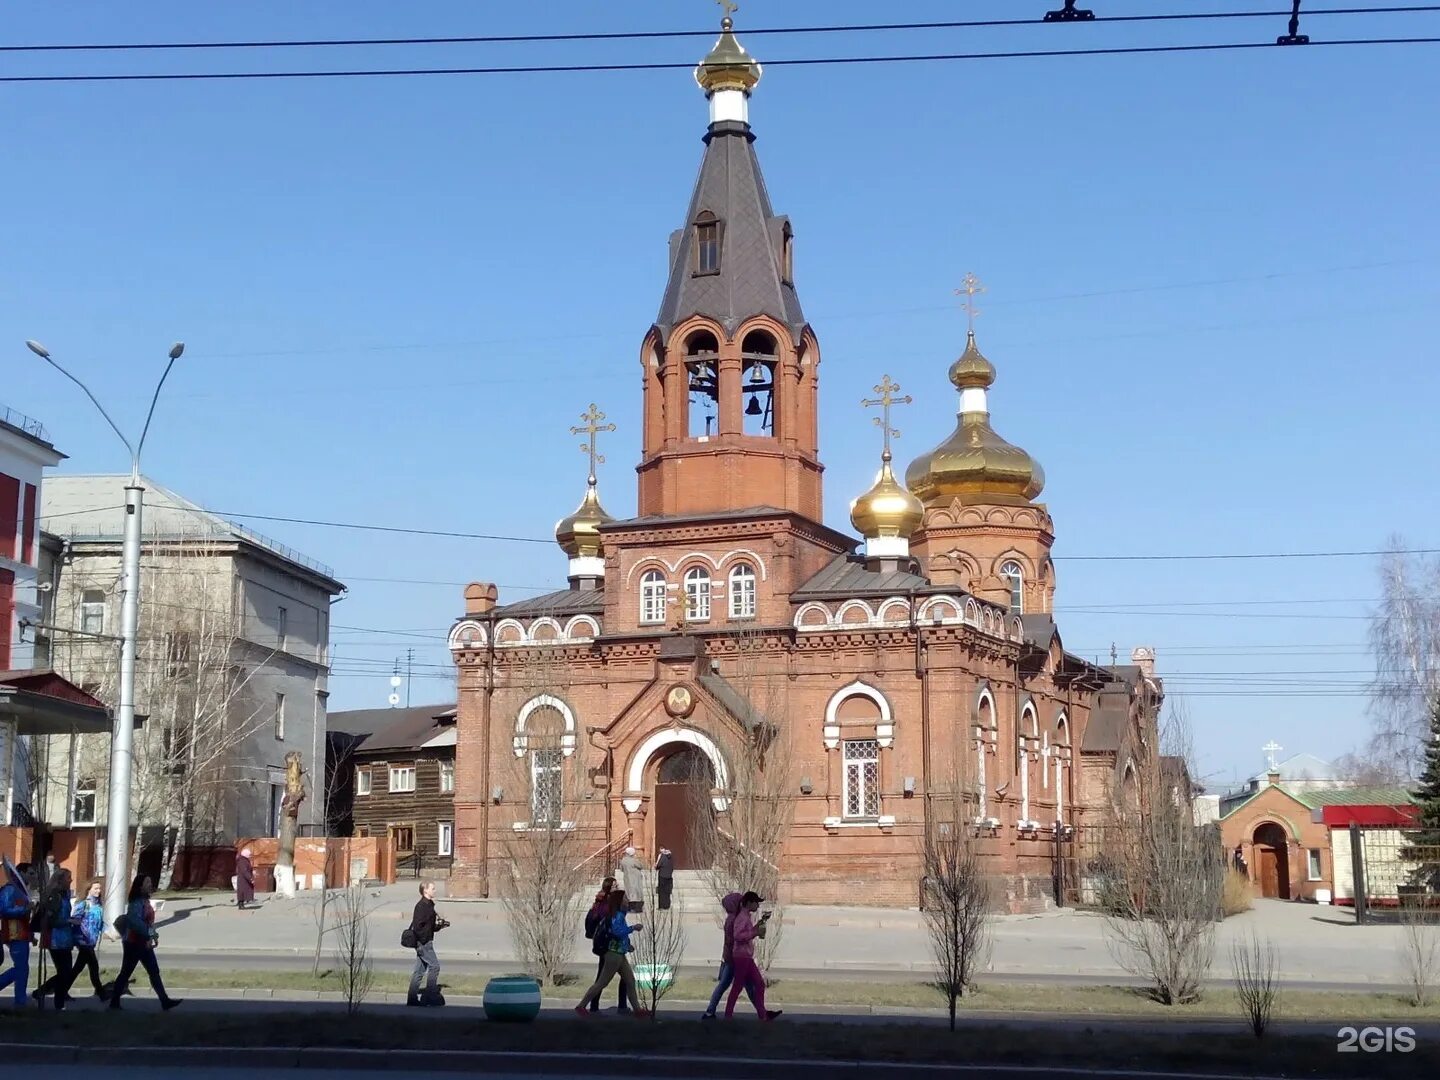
5, 8, 1436, 53
5, 38, 1439, 83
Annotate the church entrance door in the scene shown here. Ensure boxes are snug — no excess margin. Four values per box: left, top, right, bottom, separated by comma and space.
1253, 822, 1290, 900
653, 746, 715, 871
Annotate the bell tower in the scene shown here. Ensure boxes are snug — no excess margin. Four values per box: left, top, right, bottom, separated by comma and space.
636, 13, 823, 521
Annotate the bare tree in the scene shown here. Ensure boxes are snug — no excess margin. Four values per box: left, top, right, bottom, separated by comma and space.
52, 528, 279, 889
274, 750, 307, 898
332, 882, 374, 1014
1399, 904, 1439, 1008
1368, 543, 1440, 779
1231, 931, 1281, 1038
690, 626, 796, 972
1102, 701, 1222, 1005
630, 875, 687, 1017
496, 647, 593, 987
922, 744, 992, 1031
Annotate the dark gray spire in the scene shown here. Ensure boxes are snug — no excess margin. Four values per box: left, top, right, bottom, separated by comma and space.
653, 121, 808, 346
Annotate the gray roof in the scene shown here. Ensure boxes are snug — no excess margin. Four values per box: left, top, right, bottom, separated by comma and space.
329, 704, 456, 752
653, 121, 808, 346
41, 474, 341, 587
697, 672, 767, 734
493, 587, 605, 619
792, 555, 929, 599
1020, 614, 1059, 649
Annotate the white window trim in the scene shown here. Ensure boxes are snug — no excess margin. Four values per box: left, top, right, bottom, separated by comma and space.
639, 571, 667, 625
842, 738, 881, 820
389, 765, 416, 793
1307, 848, 1323, 881
1001, 560, 1024, 615
437, 821, 454, 857
530, 748, 564, 826
355, 768, 372, 797
684, 567, 712, 622
439, 761, 455, 793
728, 564, 757, 619
80, 591, 106, 635
71, 780, 98, 827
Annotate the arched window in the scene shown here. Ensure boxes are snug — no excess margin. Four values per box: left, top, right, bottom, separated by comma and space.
639, 570, 667, 625
1000, 560, 1025, 615
1019, 703, 1038, 824
1054, 712, 1070, 823
728, 563, 757, 619
694, 211, 721, 274
686, 331, 719, 438
975, 692, 995, 820
741, 330, 777, 437
684, 567, 711, 622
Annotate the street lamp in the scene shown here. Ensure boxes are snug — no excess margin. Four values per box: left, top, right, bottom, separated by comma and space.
25, 338, 184, 927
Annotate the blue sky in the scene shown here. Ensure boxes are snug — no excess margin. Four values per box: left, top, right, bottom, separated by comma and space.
4, 2, 1437, 790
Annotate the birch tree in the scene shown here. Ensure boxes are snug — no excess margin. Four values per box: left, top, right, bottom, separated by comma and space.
1368, 543, 1440, 780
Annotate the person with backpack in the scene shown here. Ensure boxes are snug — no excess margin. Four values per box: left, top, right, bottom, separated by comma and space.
108, 875, 182, 1011
0, 857, 34, 1008
573, 889, 648, 1018
404, 880, 449, 1006
33, 868, 77, 1009
583, 878, 628, 1014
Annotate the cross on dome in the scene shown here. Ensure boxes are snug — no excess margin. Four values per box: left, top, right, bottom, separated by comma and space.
861, 375, 912, 464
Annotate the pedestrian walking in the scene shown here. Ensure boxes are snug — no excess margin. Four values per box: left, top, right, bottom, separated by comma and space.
38, 853, 59, 893
583, 878, 628, 1014
618, 847, 645, 912
57, 880, 107, 1002
108, 875, 182, 1011
405, 880, 450, 1006
33, 868, 77, 1010
574, 889, 649, 1018
234, 847, 256, 909
0, 857, 33, 1008
655, 848, 674, 911
724, 891, 778, 1021
700, 891, 764, 1020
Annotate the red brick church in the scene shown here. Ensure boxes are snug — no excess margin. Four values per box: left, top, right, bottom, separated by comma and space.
448, 17, 1161, 909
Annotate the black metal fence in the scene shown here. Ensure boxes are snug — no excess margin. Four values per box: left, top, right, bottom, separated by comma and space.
1344, 823, 1440, 925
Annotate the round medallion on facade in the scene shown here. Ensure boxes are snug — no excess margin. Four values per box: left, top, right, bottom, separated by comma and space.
665, 683, 696, 719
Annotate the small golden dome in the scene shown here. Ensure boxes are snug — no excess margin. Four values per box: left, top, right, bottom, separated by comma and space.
555, 481, 614, 559
695, 17, 763, 95
949, 330, 996, 389
850, 455, 925, 540
905, 333, 1045, 506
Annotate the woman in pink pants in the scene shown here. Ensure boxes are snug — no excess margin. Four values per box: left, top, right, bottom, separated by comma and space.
724, 891, 779, 1020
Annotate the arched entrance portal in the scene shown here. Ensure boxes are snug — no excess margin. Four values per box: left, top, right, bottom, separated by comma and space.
1253, 822, 1291, 900
653, 745, 716, 870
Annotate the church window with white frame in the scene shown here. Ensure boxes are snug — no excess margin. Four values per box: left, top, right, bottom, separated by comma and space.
684, 566, 711, 622
1001, 560, 1025, 615
728, 562, 757, 619
531, 748, 564, 827
640, 570, 667, 624
843, 738, 881, 819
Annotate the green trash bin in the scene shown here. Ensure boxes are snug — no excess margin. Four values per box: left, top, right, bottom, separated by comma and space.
483, 975, 543, 1021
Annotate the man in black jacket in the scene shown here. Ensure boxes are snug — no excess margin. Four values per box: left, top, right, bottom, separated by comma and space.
407, 881, 449, 1006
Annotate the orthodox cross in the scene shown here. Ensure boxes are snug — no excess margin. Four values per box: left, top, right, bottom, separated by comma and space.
570, 403, 616, 486
715, 0, 739, 22
955, 271, 986, 334
1262, 740, 1283, 771
861, 375, 911, 463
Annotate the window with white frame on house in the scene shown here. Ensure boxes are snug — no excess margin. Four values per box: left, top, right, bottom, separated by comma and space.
531, 748, 564, 826
1000, 561, 1024, 615
80, 589, 106, 635
389, 765, 416, 793
274, 691, 286, 740
355, 767, 372, 796
1308, 848, 1323, 880
440, 760, 455, 793
437, 821, 454, 857
684, 567, 711, 621
728, 563, 757, 619
640, 570, 667, 624
71, 778, 97, 825
843, 738, 881, 819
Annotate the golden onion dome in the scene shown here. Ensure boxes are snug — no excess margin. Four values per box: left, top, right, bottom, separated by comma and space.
554, 481, 614, 559
850, 455, 925, 540
905, 332, 1045, 506
695, 17, 763, 95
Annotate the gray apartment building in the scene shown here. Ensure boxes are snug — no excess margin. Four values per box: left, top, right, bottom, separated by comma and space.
33, 474, 345, 856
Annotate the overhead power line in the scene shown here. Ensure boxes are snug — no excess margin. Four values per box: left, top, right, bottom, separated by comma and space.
4, 8, 1437, 53
5, 37, 1439, 83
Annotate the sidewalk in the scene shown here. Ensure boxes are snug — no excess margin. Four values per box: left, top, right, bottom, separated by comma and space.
147, 885, 1406, 986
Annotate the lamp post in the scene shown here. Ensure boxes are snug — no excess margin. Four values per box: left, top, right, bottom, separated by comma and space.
25, 338, 185, 927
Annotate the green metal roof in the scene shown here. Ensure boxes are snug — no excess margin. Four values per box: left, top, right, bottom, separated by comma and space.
1288, 785, 1417, 809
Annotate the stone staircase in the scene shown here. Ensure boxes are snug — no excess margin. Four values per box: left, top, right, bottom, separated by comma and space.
664, 869, 720, 914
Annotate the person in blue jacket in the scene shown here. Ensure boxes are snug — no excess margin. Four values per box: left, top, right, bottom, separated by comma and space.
0, 857, 34, 1008
573, 889, 649, 1017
